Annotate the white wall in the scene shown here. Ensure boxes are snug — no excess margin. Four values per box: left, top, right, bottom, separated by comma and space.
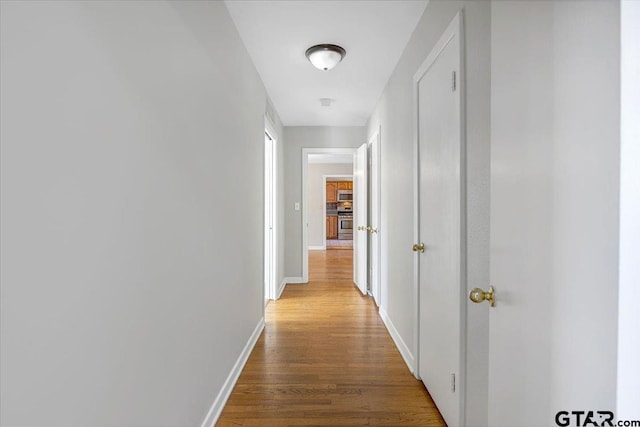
491, 1, 620, 424
549, 1, 619, 415
490, 4, 555, 424
618, 0, 640, 419
307, 165, 353, 248
283, 127, 365, 278
1, 1, 269, 425
366, 2, 491, 426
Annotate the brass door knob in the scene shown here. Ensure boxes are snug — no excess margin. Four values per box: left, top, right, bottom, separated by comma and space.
469, 286, 495, 307
370, 228, 378, 234
366, 226, 372, 232
412, 243, 425, 253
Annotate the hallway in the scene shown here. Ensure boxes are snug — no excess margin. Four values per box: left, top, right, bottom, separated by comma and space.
217, 250, 445, 426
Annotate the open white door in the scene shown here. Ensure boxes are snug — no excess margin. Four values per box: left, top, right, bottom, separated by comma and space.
415, 12, 464, 427
353, 143, 368, 295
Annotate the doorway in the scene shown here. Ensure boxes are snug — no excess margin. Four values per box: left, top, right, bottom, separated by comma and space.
413, 12, 465, 427
301, 146, 381, 299
264, 120, 277, 302
301, 148, 356, 283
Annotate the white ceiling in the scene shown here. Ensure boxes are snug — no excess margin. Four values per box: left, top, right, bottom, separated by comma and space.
224, 1, 428, 127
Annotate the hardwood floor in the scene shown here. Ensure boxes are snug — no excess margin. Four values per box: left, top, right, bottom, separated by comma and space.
216, 250, 446, 427
325, 239, 353, 250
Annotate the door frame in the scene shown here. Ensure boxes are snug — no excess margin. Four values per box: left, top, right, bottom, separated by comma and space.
322, 174, 353, 250
412, 8, 467, 420
302, 148, 356, 283
264, 116, 278, 301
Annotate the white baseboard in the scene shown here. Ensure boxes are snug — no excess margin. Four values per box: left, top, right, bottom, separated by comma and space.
379, 307, 415, 375
276, 277, 287, 299
200, 317, 265, 427
274, 277, 304, 300
283, 276, 305, 284
308, 245, 325, 251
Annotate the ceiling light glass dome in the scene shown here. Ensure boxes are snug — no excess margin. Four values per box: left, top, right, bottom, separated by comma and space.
305, 44, 346, 71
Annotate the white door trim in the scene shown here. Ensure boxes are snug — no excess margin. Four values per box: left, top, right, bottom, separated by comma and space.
302, 148, 356, 283
264, 115, 278, 301
413, 8, 467, 422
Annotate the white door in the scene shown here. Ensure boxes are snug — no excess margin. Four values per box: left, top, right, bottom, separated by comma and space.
369, 131, 381, 306
353, 143, 368, 295
416, 13, 463, 427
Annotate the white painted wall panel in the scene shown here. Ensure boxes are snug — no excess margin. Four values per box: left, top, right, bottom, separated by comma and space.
0, 1, 269, 425
490, 4, 555, 424
491, 1, 620, 424
549, 1, 619, 414
618, 0, 640, 419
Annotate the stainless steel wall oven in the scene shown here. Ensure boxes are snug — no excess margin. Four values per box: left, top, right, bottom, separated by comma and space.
337, 212, 353, 240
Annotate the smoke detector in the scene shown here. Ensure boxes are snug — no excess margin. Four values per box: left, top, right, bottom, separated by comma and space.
319, 98, 335, 107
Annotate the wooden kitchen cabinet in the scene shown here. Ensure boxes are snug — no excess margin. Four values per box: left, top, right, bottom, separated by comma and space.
337, 182, 349, 190
326, 216, 338, 239
326, 182, 338, 202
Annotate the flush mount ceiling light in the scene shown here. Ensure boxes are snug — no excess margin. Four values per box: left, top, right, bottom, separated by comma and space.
305, 44, 346, 71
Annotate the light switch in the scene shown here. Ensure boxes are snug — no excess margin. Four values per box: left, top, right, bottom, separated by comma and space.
294, 202, 300, 211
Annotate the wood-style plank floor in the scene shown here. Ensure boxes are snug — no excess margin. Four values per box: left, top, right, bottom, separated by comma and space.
217, 250, 446, 426
325, 239, 353, 250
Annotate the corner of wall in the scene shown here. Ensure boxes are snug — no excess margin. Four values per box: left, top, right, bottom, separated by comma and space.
200, 317, 265, 427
